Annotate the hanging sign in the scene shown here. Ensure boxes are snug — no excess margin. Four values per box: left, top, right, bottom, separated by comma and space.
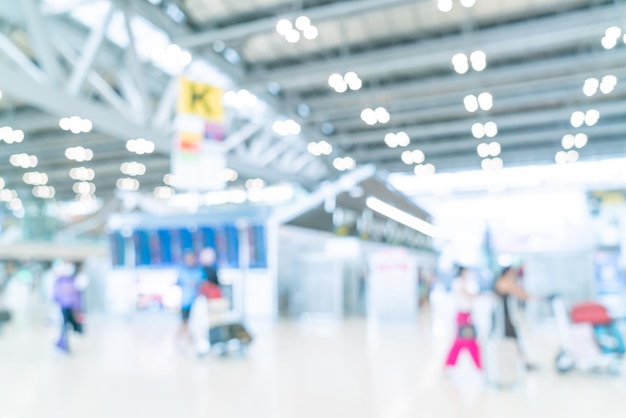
171, 77, 226, 191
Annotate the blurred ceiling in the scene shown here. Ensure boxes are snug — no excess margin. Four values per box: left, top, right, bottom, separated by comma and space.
0, 0, 624, 204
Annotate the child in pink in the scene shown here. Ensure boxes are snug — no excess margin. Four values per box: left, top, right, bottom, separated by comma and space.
444, 267, 482, 369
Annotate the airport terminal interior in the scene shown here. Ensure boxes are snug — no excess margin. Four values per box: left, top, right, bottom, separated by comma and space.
1, 0, 626, 416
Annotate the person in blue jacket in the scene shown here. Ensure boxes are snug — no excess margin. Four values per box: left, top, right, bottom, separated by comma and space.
176, 250, 204, 343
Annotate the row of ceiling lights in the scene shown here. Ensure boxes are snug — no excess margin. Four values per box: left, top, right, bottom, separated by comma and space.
554, 28, 620, 164
437, 0, 476, 13
0, 127, 25, 144
59, 116, 92, 134
601, 26, 626, 50
328, 72, 363, 93
276, 16, 319, 43
452, 51, 486, 74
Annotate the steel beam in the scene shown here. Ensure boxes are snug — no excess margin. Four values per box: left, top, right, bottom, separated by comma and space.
175, 0, 419, 48
19, 0, 65, 84
67, 2, 115, 95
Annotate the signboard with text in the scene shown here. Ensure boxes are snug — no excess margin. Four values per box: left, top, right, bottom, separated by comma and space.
172, 77, 226, 191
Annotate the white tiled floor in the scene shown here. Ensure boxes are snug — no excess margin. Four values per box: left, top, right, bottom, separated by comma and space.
1, 312, 625, 418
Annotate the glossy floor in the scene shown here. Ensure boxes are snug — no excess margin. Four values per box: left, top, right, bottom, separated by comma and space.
1, 313, 625, 418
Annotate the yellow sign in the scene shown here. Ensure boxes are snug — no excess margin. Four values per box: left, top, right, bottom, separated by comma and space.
177, 77, 224, 121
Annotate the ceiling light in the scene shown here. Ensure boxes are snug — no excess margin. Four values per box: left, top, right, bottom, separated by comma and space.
32, 185, 55, 199
347, 77, 362, 91
491, 157, 503, 170
561, 134, 575, 150
401, 151, 413, 165
414, 163, 436, 176
366, 197, 437, 238
567, 150, 579, 163
65, 146, 93, 162
602, 36, 617, 50
570, 111, 585, 128
126, 138, 155, 155
477, 143, 490, 158
488, 141, 501, 157
583, 78, 599, 97
555, 150, 568, 165
163, 173, 176, 186
295, 16, 311, 31
73, 181, 96, 195
471, 123, 485, 139
478, 92, 493, 111
220, 168, 238, 182
361, 108, 377, 125
70, 167, 95, 181
585, 109, 600, 126
120, 162, 146, 176
384, 133, 398, 148
333, 157, 356, 171
334, 81, 348, 93
10, 153, 38, 168
23, 171, 48, 185
437, 0, 453, 13
375, 107, 390, 124
460, 0, 476, 7
318, 140, 333, 155
0, 127, 25, 144
484, 121, 498, 138
605, 26, 622, 40
396, 132, 410, 147
452, 53, 469, 74
60, 116, 92, 134
470, 50, 486, 71
574, 133, 588, 149
464, 95, 479, 112
481, 158, 492, 170
245, 178, 265, 190
276, 19, 292, 36
600, 75, 617, 94
116, 178, 140, 191
328, 73, 343, 88
303, 25, 318, 40
411, 149, 425, 164
307, 142, 321, 156
154, 186, 175, 199
285, 29, 300, 43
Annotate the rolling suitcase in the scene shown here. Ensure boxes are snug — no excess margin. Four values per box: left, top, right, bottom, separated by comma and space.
484, 337, 523, 389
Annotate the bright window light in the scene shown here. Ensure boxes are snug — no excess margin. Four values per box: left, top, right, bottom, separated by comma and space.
366, 197, 437, 238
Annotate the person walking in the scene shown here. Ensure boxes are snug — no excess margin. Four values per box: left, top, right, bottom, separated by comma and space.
444, 266, 482, 370
52, 262, 83, 353
176, 250, 204, 345
493, 266, 539, 370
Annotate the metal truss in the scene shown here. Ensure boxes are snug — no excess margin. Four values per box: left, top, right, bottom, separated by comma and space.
0, 0, 330, 201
